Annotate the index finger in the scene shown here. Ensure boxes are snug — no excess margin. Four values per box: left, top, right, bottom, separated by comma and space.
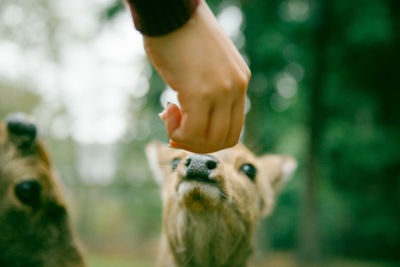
170, 102, 211, 149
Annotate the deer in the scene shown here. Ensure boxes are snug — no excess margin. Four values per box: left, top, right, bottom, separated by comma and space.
0, 113, 86, 267
146, 141, 297, 267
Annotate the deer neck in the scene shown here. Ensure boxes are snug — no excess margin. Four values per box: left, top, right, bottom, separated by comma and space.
164, 203, 253, 267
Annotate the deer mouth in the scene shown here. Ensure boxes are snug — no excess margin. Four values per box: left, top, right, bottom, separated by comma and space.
177, 175, 227, 211
177, 176, 220, 196
181, 175, 217, 184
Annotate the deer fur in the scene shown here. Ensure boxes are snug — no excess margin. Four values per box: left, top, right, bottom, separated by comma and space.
146, 141, 297, 267
0, 113, 86, 267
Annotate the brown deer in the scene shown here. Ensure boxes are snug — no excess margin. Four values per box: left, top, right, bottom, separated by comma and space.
146, 141, 297, 267
0, 113, 86, 267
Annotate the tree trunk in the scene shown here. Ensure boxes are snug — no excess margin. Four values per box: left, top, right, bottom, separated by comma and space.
299, 0, 331, 262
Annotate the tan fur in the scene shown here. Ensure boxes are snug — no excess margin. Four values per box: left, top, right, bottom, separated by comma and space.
0, 116, 86, 267
146, 141, 297, 267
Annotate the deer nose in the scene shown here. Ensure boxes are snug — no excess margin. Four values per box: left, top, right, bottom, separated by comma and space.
185, 154, 218, 181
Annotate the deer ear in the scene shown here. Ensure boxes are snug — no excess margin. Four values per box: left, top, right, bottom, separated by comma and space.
145, 141, 170, 184
257, 154, 297, 216
258, 154, 297, 193
5, 113, 37, 150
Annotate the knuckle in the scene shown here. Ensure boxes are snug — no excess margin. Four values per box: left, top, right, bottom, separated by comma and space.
216, 80, 233, 96
199, 88, 214, 99
245, 66, 251, 80
236, 73, 250, 91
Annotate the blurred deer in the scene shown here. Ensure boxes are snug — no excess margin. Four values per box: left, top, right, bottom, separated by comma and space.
146, 141, 297, 267
0, 113, 86, 267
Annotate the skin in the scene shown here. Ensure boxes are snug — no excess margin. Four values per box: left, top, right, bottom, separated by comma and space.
143, 0, 251, 153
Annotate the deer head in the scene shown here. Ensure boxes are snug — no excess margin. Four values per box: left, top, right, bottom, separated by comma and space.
0, 113, 86, 267
146, 141, 297, 267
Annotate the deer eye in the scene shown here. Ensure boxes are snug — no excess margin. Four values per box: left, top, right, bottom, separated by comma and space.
239, 164, 257, 182
14, 180, 41, 209
171, 158, 181, 170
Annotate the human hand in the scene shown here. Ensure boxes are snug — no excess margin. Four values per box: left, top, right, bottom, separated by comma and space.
144, 0, 250, 153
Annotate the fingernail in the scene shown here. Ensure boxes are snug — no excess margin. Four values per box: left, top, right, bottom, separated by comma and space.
158, 110, 166, 121
166, 102, 173, 108
169, 139, 180, 149
169, 139, 175, 147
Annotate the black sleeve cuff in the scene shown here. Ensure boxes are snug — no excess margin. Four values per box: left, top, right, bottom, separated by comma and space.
125, 0, 200, 36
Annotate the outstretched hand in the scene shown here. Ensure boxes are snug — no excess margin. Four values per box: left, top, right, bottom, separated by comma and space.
144, 0, 250, 153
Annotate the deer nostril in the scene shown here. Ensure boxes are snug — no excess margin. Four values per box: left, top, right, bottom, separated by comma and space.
185, 158, 191, 167
206, 159, 217, 170
184, 154, 219, 182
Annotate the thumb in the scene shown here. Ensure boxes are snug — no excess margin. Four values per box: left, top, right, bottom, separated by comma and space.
159, 103, 182, 138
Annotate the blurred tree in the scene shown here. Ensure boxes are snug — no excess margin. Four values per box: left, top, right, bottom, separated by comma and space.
238, 0, 400, 262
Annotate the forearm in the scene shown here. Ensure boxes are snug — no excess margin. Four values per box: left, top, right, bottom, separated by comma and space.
145, 0, 250, 153
124, 0, 199, 36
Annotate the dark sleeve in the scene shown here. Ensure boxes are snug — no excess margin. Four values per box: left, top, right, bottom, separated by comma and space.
125, 0, 200, 36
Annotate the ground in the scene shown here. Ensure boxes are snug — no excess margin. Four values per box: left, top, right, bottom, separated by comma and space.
86, 246, 399, 267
